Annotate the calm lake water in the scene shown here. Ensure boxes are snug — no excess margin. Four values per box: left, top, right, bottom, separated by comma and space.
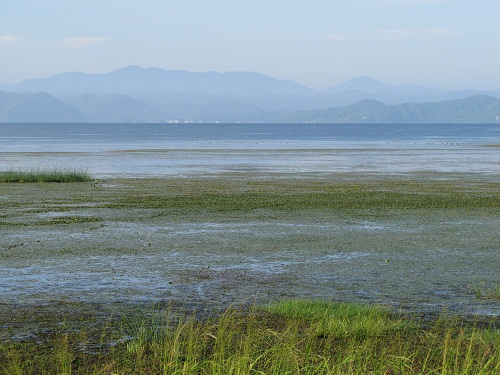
1, 122, 499, 177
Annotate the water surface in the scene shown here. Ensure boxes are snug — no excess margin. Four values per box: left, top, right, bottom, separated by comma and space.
1, 123, 499, 176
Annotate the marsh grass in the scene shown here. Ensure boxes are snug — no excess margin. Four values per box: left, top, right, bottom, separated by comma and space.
1, 300, 499, 374
0, 167, 91, 183
263, 299, 418, 338
468, 281, 500, 301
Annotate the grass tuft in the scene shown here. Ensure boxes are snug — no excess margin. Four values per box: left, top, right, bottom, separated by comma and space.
264, 299, 418, 338
0, 167, 91, 183
1, 300, 499, 374
468, 281, 500, 300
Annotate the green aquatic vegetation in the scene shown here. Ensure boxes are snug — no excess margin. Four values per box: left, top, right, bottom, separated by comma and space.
35, 216, 104, 225
107, 178, 500, 212
0, 167, 91, 183
2, 177, 498, 216
0, 216, 103, 226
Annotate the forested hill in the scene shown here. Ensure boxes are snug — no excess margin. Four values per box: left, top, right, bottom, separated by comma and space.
1, 90, 500, 123
281, 95, 500, 123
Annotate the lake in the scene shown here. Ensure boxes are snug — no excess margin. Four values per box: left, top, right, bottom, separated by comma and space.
1, 122, 499, 177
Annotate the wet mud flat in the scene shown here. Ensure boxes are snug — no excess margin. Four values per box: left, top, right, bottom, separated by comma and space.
1, 173, 499, 340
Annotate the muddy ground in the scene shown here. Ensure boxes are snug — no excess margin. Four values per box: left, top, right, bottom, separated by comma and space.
1, 173, 499, 340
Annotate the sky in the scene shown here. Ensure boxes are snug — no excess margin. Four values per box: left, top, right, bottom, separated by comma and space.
1, 0, 499, 90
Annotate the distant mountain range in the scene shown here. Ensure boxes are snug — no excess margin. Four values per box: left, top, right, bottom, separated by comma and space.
0, 91, 88, 122
0, 66, 314, 96
1, 66, 500, 123
280, 95, 500, 123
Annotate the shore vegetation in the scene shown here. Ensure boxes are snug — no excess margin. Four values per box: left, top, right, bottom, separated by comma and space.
0, 167, 91, 183
1, 300, 499, 375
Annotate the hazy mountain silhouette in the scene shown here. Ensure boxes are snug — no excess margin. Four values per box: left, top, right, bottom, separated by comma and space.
4, 66, 315, 96
1, 67, 500, 122
280, 95, 500, 123
62, 93, 167, 122
1, 89, 499, 123
325, 76, 440, 95
0, 91, 88, 122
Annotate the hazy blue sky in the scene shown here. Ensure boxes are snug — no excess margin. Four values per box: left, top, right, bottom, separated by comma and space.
1, 0, 499, 90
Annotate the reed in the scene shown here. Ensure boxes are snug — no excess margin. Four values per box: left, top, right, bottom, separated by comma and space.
0, 167, 91, 183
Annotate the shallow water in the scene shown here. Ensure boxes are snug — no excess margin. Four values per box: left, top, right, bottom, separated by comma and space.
1, 123, 499, 176
2, 207, 499, 317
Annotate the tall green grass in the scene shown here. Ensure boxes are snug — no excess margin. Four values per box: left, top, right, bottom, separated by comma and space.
264, 299, 417, 338
0, 167, 91, 183
1, 300, 498, 374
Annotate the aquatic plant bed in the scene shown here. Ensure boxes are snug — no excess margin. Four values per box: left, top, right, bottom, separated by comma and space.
0, 173, 498, 372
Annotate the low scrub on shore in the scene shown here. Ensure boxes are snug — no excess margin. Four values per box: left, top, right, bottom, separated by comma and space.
1, 300, 498, 374
0, 167, 91, 183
